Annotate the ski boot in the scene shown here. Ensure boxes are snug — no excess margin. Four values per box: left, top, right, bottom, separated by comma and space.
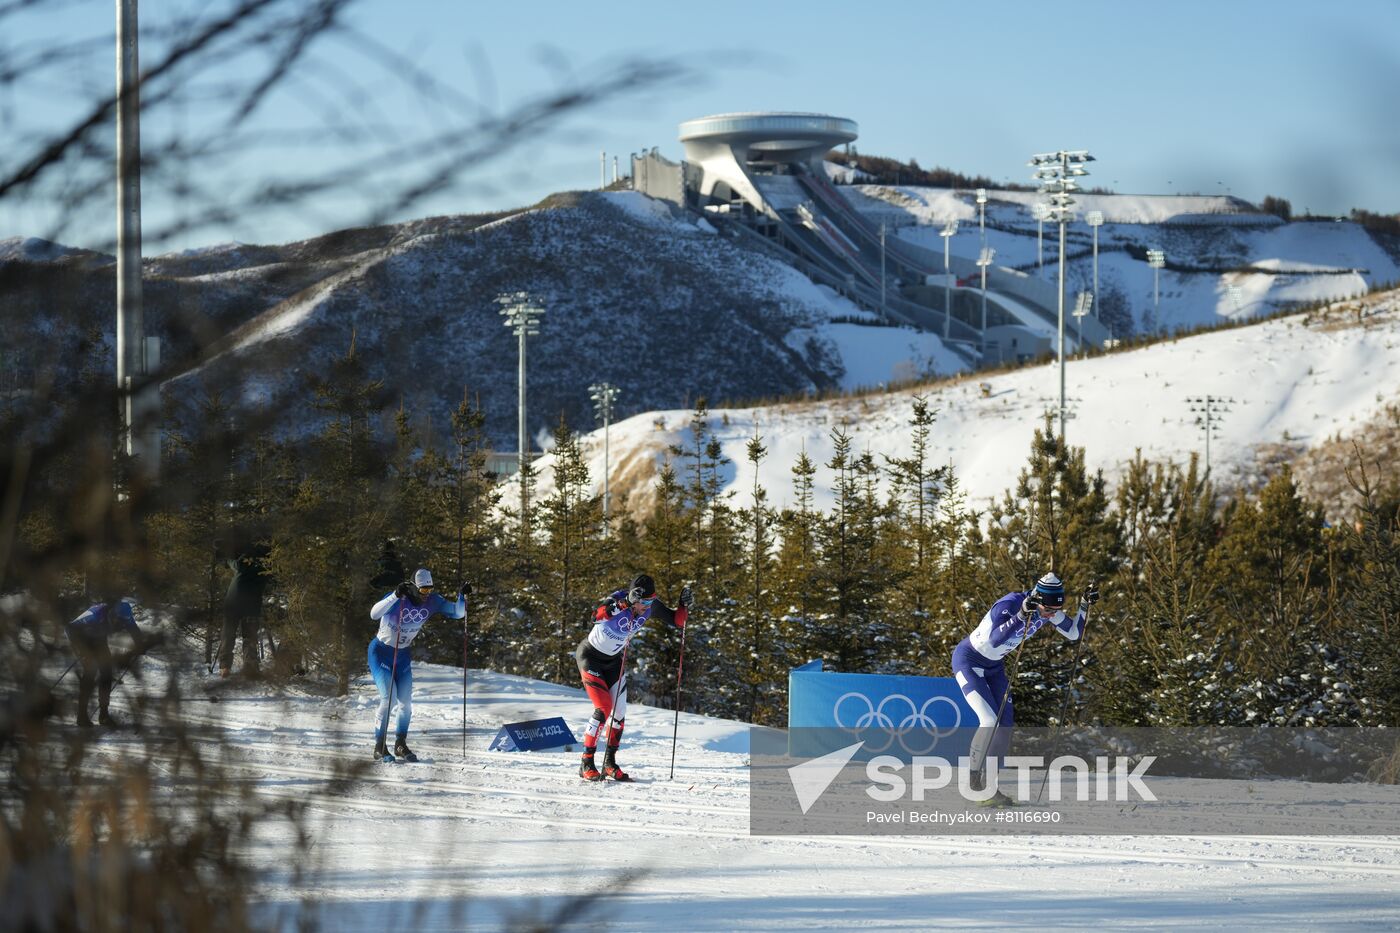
374, 739, 394, 763
602, 747, 632, 782
393, 738, 419, 763
97, 710, 122, 729
76, 713, 94, 729
579, 753, 603, 782
975, 790, 1018, 808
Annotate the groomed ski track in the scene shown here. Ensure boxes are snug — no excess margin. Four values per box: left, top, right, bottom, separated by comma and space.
103, 661, 1400, 930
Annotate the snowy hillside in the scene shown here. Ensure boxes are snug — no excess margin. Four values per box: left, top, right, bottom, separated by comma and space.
86, 659, 1400, 930
846, 185, 1399, 337
523, 288, 1400, 516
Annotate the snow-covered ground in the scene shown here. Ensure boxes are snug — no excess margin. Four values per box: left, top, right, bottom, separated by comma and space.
89, 661, 1400, 930
523, 288, 1400, 515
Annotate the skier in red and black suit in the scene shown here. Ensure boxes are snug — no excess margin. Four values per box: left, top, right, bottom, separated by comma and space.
575, 574, 692, 782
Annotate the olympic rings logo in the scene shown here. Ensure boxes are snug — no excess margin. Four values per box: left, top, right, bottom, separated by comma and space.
832, 692, 963, 755
400, 607, 430, 626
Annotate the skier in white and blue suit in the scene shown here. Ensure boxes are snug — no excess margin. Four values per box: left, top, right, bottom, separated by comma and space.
368, 567, 469, 762
951, 572, 1099, 804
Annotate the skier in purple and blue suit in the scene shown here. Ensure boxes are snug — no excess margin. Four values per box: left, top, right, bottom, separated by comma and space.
951, 572, 1099, 805
368, 567, 469, 762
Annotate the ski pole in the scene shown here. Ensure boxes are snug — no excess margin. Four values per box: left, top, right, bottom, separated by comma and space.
470, 596, 476, 756
51, 659, 78, 691
976, 605, 1030, 787
1035, 597, 1093, 804
602, 636, 631, 760
669, 612, 688, 781
380, 611, 403, 753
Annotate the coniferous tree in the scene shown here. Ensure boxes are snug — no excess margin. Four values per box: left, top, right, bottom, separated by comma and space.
537, 416, 609, 683
774, 447, 821, 671
733, 430, 783, 723
1208, 467, 1350, 724
884, 397, 954, 670
813, 428, 888, 672
978, 416, 1118, 722
1338, 453, 1400, 724
268, 334, 390, 694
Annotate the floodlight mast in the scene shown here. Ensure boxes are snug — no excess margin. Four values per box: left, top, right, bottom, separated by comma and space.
499, 293, 545, 488
1147, 249, 1166, 332
940, 219, 958, 339
1087, 210, 1104, 333
589, 382, 620, 535
976, 246, 995, 353
1030, 149, 1094, 439
1187, 394, 1234, 474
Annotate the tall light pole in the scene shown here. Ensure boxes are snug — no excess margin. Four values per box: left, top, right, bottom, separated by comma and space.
1086, 210, 1104, 329
939, 219, 958, 339
879, 221, 887, 322
1147, 248, 1166, 333
1030, 149, 1095, 440
975, 187, 987, 255
1032, 201, 1050, 272
589, 381, 619, 536
977, 246, 995, 354
1187, 395, 1234, 475
499, 292, 545, 490
1226, 282, 1244, 317
116, 0, 147, 477
1072, 290, 1093, 352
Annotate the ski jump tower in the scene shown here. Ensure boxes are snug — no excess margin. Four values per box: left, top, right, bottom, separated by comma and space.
676, 112, 857, 215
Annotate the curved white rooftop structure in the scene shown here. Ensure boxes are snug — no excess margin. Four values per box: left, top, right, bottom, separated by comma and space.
679, 112, 857, 212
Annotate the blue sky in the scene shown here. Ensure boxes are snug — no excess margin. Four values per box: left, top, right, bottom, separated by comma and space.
5, 0, 1399, 248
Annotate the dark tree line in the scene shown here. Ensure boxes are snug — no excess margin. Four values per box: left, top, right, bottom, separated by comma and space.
18, 341, 1395, 734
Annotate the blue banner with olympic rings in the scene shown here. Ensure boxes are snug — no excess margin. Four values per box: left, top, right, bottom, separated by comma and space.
788, 667, 977, 761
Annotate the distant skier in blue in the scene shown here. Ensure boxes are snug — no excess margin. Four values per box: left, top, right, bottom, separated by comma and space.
66, 598, 152, 728
951, 572, 1099, 805
368, 568, 470, 762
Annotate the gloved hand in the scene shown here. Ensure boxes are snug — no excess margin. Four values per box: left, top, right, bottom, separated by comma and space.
1081, 581, 1100, 606
458, 582, 473, 598
1020, 591, 1042, 617
679, 585, 694, 609
394, 582, 411, 599
627, 585, 645, 605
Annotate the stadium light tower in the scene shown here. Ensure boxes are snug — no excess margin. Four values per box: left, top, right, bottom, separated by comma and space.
1226, 282, 1245, 316
975, 187, 988, 253
1030, 149, 1094, 439
1086, 210, 1104, 326
589, 382, 620, 535
880, 222, 888, 322
1072, 291, 1093, 351
1031, 201, 1050, 271
1187, 395, 1235, 475
499, 292, 545, 482
939, 219, 959, 339
1147, 248, 1166, 333
976, 246, 996, 352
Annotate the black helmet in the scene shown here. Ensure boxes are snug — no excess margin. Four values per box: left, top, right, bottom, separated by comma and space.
630, 574, 656, 599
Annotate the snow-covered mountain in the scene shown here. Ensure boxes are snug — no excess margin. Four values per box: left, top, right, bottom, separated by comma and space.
520, 286, 1400, 518
7, 183, 1399, 452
